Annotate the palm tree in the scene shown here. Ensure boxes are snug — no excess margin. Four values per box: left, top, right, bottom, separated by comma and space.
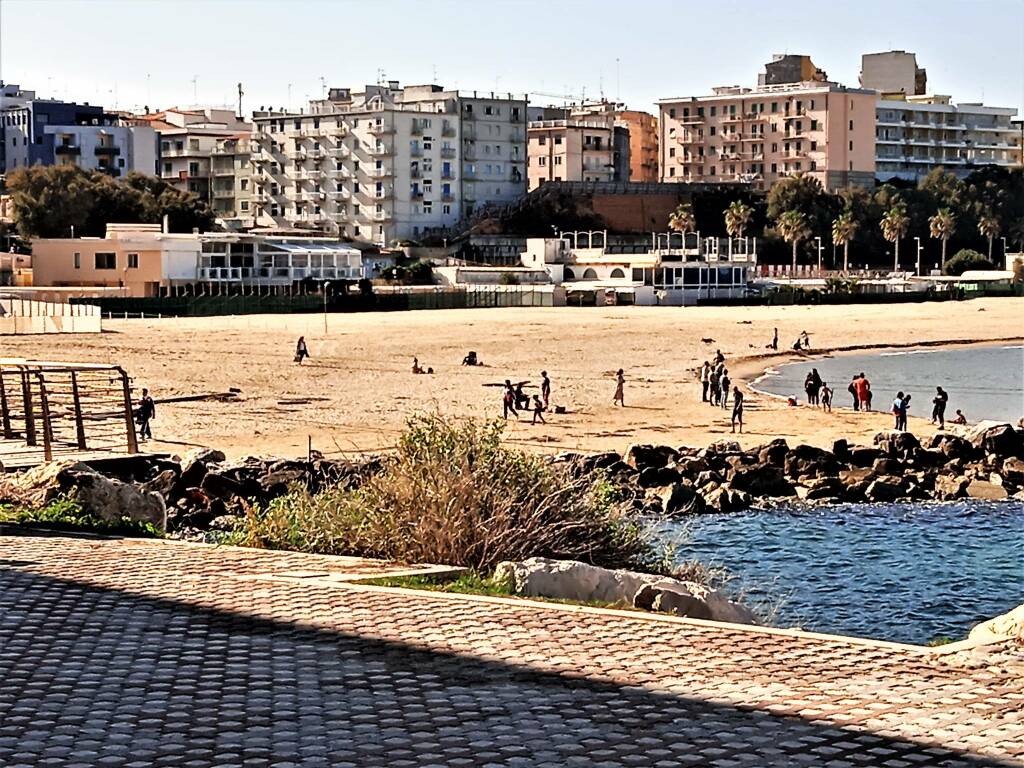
724, 200, 754, 239
929, 208, 957, 265
831, 212, 859, 273
777, 210, 810, 272
880, 202, 910, 272
977, 213, 1000, 261
668, 202, 696, 234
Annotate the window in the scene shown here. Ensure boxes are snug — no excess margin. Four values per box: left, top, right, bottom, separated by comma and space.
554, 136, 562, 145
127, 253, 139, 269
849, 141, 853, 151
709, 106, 716, 117
73, 252, 81, 269
849, 120, 854, 130
709, 127, 716, 136
95, 252, 116, 270
669, 108, 676, 118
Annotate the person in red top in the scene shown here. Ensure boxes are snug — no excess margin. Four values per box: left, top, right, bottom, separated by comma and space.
853, 373, 872, 412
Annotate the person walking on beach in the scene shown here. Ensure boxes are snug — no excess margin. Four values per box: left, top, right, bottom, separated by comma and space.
932, 386, 949, 429
821, 382, 833, 413
719, 369, 731, 409
731, 387, 744, 433
613, 369, 626, 407
502, 380, 519, 420
136, 388, 156, 441
700, 361, 711, 402
294, 336, 310, 364
709, 366, 721, 407
531, 395, 546, 424
541, 371, 551, 409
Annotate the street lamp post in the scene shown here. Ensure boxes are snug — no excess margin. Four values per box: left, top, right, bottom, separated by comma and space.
322, 280, 329, 335
914, 237, 923, 277
814, 237, 823, 275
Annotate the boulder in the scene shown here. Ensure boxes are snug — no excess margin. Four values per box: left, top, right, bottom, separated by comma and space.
1001, 457, 1024, 487
176, 447, 224, 493
657, 482, 705, 516
625, 444, 678, 471
199, 471, 243, 500
933, 475, 969, 501
491, 557, 757, 626
756, 439, 790, 468
784, 444, 841, 479
674, 457, 711, 479
966, 479, 1009, 501
637, 465, 682, 489
580, 451, 622, 473
874, 430, 921, 459
929, 433, 974, 460
968, 604, 1024, 644
633, 581, 758, 625
729, 464, 795, 497
872, 457, 904, 476
702, 485, 751, 514
839, 467, 875, 485
258, 467, 307, 495
141, 469, 179, 502
864, 479, 905, 503
706, 439, 742, 455
803, 476, 845, 500
831, 438, 849, 462
847, 446, 883, 468
967, 421, 1023, 458
5, 460, 166, 530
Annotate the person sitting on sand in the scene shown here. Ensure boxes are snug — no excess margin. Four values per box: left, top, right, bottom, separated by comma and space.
412, 357, 423, 374
502, 380, 519, 420
820, 382, 832, 413
952, 409, 967, 425
462, 351, 479, 366
531, 395, 546, 425
799, 330, 811, 350
731, 387, 744, 434
514, 382, 530, 411
294, 336, 310, 364
613, 369, 625, 407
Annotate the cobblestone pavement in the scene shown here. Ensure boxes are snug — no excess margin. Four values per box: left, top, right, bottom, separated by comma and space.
1, 534, 1022, 768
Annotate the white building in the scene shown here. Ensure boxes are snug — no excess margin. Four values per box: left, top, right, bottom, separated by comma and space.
251, 81, 527, 244
875, 96, 1020, 182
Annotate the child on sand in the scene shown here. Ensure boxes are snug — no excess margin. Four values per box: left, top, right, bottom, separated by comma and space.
821, 382, 832, 413
531, 395, 546, 424
952, 409, 967, 425
613, 369, 625, 407
294, 336, 309, 364
502, 380, 519, 420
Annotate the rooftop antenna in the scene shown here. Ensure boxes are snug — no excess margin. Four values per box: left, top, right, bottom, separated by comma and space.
287, 82, 293, 111
616, 58, 621, 104
237, 82, 244, 117
146, 73, 152, 106
191, 75, 198, 105
319, 76, 327, 98
432, 63, 438, 83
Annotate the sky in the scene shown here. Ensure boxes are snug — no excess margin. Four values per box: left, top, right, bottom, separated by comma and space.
2, 0, 1022, 117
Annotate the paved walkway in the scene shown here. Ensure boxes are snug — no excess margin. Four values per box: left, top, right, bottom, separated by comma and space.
1, 533, 1021, 768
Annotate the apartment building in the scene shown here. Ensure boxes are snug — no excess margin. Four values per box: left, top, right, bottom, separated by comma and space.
0, 84, 157, 177
659, 57, 876, 191
860, 50, 927, 97
210, 134, 254, 229
251, 82, 527, 243
617, 110, 659, 181
527, 102, 629, 189
130, 108, 252, 204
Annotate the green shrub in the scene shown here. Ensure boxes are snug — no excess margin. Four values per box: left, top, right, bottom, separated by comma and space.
0, 495, 161, 537
233, 414, 655, 571
942, 248, 994, 276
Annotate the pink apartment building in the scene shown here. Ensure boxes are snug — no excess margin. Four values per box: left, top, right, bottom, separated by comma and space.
658, 56, 877, 191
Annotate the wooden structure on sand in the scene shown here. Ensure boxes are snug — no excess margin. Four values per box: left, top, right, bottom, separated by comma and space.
0, 360, 138, 467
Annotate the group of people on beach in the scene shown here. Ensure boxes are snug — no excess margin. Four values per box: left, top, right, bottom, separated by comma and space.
502, 372, 551, 424
803, 369, 833, 412
697, 351, 744, 433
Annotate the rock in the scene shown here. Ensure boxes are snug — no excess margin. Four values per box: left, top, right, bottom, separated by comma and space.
933, 475, 969, 500
674, 457, 711, 479
839, 467, 875, 484
966, 479, 1009, 501
5, 460, 166, 530
784, 444, 841, 479
872, 457, 904, 476
706, 439, 742, 455
658, 482, 705, 516
199, 471, 242, 500
756, 439, 790, 467
176, 447, 224, 493
874, 430, 921, 459
804, 476, 845, 500
258, 467, 307, 495
633, 582, 758, 625
625, 444, 678, 471
694, 470, 723, 488
847, 445, 882, 468
702, 485, 751, 514
637, 465, 682, 489
864, 479, 905, 503
729, 464, 795, 497
967, 421, 1023, 458
831, 438, 849, 461
141, 469, 179, 502
929, 433, 974, 460
491, 557, 758, 626
999, 457, 1024, 486
968, 604, 1024, 643
580, 451, 621, 473
207, 514, 243, 532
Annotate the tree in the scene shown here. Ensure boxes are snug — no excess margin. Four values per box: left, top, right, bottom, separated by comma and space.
668, 202, 696, 234
928, 208, 957, 265
831, 211, 859, 273
880, 201, 910, 272
942, 248, 994, 276
724, 200, 753, 239
776, 210, 811, 272
977, 213, 1000, 262
766, 173, 837, 238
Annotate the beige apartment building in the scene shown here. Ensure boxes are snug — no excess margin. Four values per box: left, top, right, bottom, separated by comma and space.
658, 55, 877, 191
618, 110, 659, 182
210, 134, 254, 229
129, 108, 252, 205
251, 82, 527, 243
527, 102, 631, 189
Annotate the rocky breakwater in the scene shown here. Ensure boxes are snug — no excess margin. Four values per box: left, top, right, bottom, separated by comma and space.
552, 420, 1024, 515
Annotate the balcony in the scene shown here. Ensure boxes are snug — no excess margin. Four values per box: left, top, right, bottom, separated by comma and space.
441, 170, 454, 180
372, 210, 392, 221
410, 168, 421, 179
410, 123, 423, 136
411, 189, 424, 200
325, 167, 351, 178
213, 188, 235, 199
307, 148, 324, 160
55, 145, 81, 156
442, 125, 456, 137
441, 192, 455, 202
678, 115, 705, 124
368, 166, 393, 178
375, 186, 394, 199
287, 150, 307, 160
94, 145, 121, 156
369, 122, 394, 135
331, 145, 351, 157
782, 109, 808, 120
368, 143, 392, 156
443, 146, 459, 159
212, 164, 236, 176
328, 189, 351, 200
410, 146, 423, 157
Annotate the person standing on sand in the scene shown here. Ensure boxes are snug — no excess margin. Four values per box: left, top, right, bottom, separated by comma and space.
719, 369, 731, 409
821, 382, 833, 413
700, 361, 711, 402
731, 387, 744, 433
854, 373, 872, 412
770, 328, 778, 351
541, 371, 551, 409
714, 349, 725, 365
294, 336, 309, 364
613, 369, 625, 407
932, 386, 949, 429
709, 366, 721, 407
502, 380, 519, 420
531, 395, 546, 424
893, 391, 906, 430
136, 388, 156, 441
848, 375, 860, 411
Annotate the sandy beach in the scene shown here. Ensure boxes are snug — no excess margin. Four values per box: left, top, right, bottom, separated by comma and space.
3, 298, 1022, 459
